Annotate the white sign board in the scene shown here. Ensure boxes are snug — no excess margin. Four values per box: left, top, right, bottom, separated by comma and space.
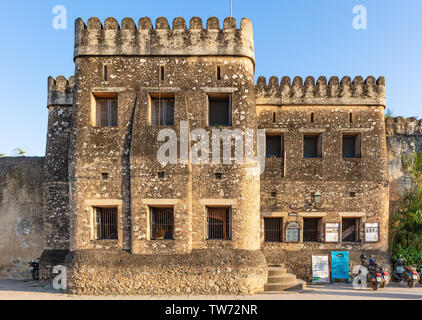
365, 223, 379, 242
325, 223, 339, 242
312, 255, 330, 284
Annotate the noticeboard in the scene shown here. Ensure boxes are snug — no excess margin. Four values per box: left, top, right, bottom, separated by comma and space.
331, 251, 349, 283
312, 255, 330, 284
364, 223, 379, 242
325, 223, 339, 242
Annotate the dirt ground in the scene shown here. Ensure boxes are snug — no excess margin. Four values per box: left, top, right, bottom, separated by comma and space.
0, 279, 421, 300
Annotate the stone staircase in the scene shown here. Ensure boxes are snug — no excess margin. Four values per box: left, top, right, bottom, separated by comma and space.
262, 265, 306, 293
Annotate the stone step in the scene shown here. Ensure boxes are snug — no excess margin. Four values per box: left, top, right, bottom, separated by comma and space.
268, 267, 287, 277
263, 279, 307, 292
267, 273, 297, 284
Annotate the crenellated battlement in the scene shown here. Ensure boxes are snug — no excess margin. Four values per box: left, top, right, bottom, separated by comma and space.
255, 75, 385, 106
385, 116, 422, 136
47, 76, 74, 107
74, 16, 254, 62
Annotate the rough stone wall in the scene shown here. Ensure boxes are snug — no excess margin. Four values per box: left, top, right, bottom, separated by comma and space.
69, 55, 259, 253
65, 249, 267, 295
0, 157, 44, 279
69, 17, 259, 254
256, 75, 389, 281
38, 15, 422, 293
64, 16, 264, 294
386, 117, 422, 215
40, 76, 73, 278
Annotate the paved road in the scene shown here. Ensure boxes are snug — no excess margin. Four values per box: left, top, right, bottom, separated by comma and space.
0, 279, 421, 300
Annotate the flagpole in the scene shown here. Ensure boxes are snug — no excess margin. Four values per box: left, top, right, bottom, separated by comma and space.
230, 0, 232, 17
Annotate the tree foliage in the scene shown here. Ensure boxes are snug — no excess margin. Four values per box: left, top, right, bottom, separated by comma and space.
390, 151, 422, 266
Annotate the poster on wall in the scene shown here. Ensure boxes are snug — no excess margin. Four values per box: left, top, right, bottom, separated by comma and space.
325, 223, 339, 242
312, 255, 330, 284
364, 223, 379, 242
331, 251, 349, 283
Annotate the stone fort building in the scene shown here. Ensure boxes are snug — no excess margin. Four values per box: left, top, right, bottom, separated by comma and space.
32, 15, 421, 295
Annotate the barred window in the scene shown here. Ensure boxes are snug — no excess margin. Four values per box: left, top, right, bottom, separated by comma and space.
264, 218, 283, 242
303, 218, 322, 242
95, 207, 118, 240
151, 207, 174, 240
207, 207, 232, 240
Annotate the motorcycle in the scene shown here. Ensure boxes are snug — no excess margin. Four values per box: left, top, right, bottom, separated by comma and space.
367, 256, 390, 288
420, 265, 422, 285
391, 259, 406, 285
404, 265, 420, 288
28, 259, 39, 280
391, 259, 420, 287
366, 257, 384, 290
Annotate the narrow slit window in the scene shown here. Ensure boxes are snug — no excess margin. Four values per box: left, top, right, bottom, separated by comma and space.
349, 112, 353, 123
103, 65, 108, 81
303, 134, 322, 158
311, 112, 315, 123
342, 133, 362, 158
208, 93, 232, 127
95, 207, 118, 240
264, 218, 283, 242
151, 207, 174, 240
217, 66, 221, 81
101, 172, 109, 180
160, 66, 165, 81
207, 207, 232, 240
272, 112, 277, 123
96, 99, 118, 127
151, 95, 175, 126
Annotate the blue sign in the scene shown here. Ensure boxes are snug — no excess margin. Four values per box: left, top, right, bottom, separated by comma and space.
331, 251, 349, 283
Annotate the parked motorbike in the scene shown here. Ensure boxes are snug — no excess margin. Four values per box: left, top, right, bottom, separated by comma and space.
28, 259, 39, 280
391, 259, 406, 284
366, 257, 384, 290
420, 265, 422, 285
366, 256, 390, 288
391, 259, 420, 287
404, 265, 420, 288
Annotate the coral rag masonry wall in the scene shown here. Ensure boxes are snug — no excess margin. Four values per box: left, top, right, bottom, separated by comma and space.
386, 117, 422, 215
25, 14, 421, 294
0, 158, 44, 279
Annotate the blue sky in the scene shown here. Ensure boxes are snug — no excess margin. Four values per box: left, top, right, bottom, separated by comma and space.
0, 0, 421, 156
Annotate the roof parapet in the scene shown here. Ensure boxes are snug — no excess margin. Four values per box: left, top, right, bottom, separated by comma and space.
255, 76, 385, 106
47, 76, 74, 107
386, 116, 422, 136
74, 17, 254, 62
